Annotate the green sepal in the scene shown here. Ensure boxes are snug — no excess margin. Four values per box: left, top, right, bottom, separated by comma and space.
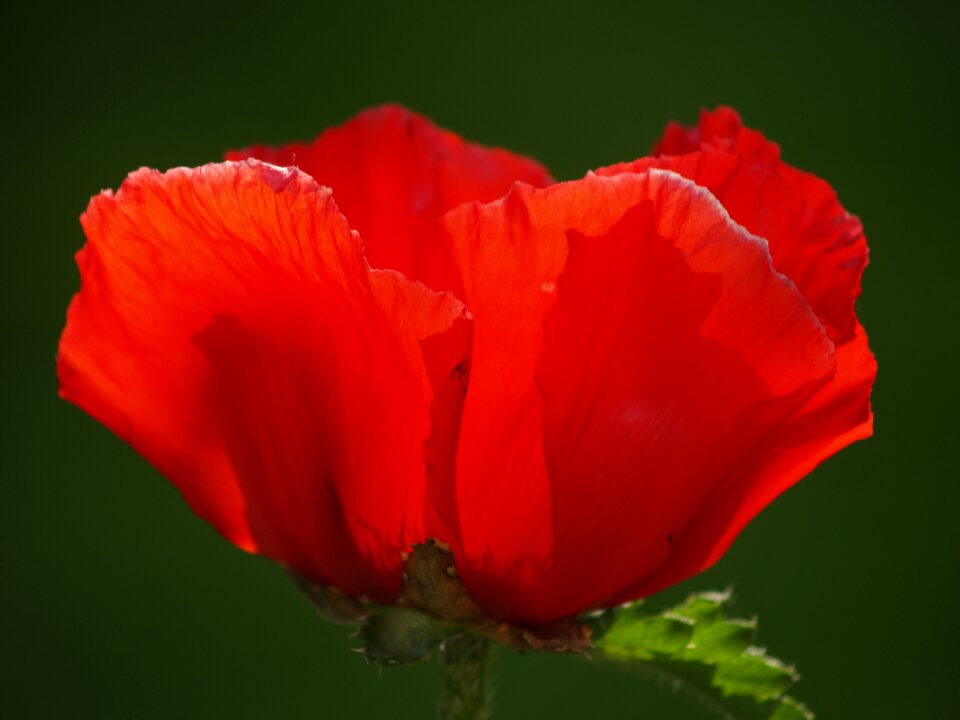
359, 606, 461, 666
591, 590, 813, 720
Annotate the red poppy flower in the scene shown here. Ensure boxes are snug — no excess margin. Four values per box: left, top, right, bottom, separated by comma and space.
58, 105, 874, 625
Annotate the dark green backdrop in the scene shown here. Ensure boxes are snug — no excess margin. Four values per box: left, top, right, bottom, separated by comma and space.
4, 1, 957, 717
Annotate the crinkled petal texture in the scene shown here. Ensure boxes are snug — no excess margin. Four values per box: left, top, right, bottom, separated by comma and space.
58, 160, 471, 603
443, 169, 837, 624
597, 108, 875, 601
226, 105, 553, 299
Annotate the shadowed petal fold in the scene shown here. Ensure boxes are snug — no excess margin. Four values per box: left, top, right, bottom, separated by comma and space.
615, 322, 874, 601
602, 106, 867, 343
58, 160, 470, 602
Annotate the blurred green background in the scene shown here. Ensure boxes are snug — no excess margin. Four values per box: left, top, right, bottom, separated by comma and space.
4, 1, 958, 717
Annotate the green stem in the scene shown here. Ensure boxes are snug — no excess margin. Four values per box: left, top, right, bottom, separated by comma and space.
436, 634, 494, 720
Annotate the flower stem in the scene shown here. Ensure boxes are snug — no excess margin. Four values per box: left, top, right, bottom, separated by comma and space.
437, 634, 494, 720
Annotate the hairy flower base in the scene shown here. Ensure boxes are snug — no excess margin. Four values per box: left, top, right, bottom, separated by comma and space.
296, 540, 593, 665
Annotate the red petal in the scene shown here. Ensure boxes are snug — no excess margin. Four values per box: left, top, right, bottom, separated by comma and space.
603, 106, 867, 343
444, 170, 835, 623
58, 160, 469, 602
613, 322, 875, 601
226, 105, 553, 298
597, 108, 876, 601
651, 105, 747, 156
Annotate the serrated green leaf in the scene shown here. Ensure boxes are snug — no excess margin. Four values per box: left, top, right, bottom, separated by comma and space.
590, 590, 812, 720
713, 649, 797, 701
685, 618, 756, 661
598, 608, 694, 659
769, 697, 814, 720
670, 590, 732, 624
